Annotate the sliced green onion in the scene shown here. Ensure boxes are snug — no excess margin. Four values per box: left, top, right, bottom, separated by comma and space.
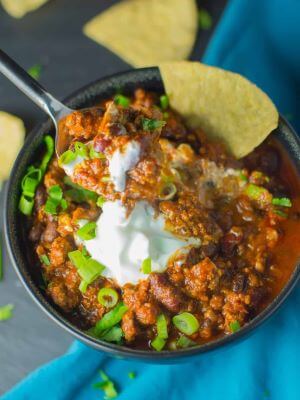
48, 185, 63, 201
79, 280, 88, 293
128, 372, 136, 379
177, 335, 196, 349
90, 146, 105, 159
101, 176, 111, 183
40, 135, 55, 174
141, 257, 151, 274
98, 288, 119, 308
114, 94, 130, 107
0, 304, 14, 321
97, 196, 106, 208
77, 221, 97, 240
58, 149, 76, 166
198, 8, 212, 30
151, 336, 166, 351
21, 167, 42, 197
28, 64, 42, 80
274, 209, 287, 218
229, 320, 241, 333
93, 370, 118, 399
160, 94, 169, 110
142, 118, 166, 131
64, 176, 98, 203
60, 198, 68, 210
100, 325, 123, 343
272, 197, 292, 207
45, 185, 66, 215
68, 250, 105, 284
74, 142, 88, 158
159, 182, 177, 200
244, 184, 269, 200
156, 314, 168, 339
44, 197, 60, 215
39, 254, 50, 266
172, 312, 199, 335
94, 302, 128, 335
19, 194, 35, 215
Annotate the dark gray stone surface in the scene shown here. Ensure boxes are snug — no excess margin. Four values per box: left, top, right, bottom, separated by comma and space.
0, 0, 227, 394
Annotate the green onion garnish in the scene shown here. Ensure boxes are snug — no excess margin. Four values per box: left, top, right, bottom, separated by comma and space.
39, 254, 50, 266
77, 221, 97, 240
44, 185, 66, 215
128, 372, 136, 379
151, 336, 166, 351
94, 302, 128, 336
63, 176, 98, 203
98, 287, 119, 308
48, 185, 63, 201
90, 147, 105, 159
28, 63, 42, 80
74, 142, 88, 159
156, 314, 168, 339
114, 94, 130, 107
97, 196, 106, 208
0, 304, 14, 321
19, 136, 54, 215
159, 94, 169, 110
142, 118, 166, 131
274, 209, 287, 218
68, 249, 105, 285
58, 150, 76, 166
101, 176, 111, 183
244, 184, 269, 200
229, 320, 241, 333
141, 257, 151, 274
177, 335, 196, 349
198, 8, 213, 30
159, 182, 177, 200
79, 280, 88, 293
272, 197, 292, 207
172, 312, 199, 335
100, 325, 123, 343
93, 370, 118, 399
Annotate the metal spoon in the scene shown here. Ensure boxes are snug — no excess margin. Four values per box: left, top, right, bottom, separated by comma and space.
0, 48, 73, 156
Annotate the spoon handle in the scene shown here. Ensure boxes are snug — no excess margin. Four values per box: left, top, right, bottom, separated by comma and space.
0, 49, 68, 123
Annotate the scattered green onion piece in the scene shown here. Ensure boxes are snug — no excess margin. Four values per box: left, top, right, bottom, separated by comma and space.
48, 185, 63, 201
159, 182, 177, 200
142, 118, 166, 131
74, 142, 88, 158
239, 172, 248, 182
141, 257, 151, 274
97, 196, 106, 208
58, 149, 76, 166
79, 280, 88, 293
60, 198, 68, 210
98, 288, 119, 308
77, 221, 97, 240
0, 304, 14, 321
90, 146, 105, 159
28, 63, 42, 80
229, 320, 241, 333
128, 372, 136, 379
93, 370, 118, 399
172, 312, 199, 335
19, 194, 35, 215
39, 254, 50, 266
44, 197, 60, 215
151, 336, 166, 351
177, 335, 196, 349
198, 8, 213, 30
68, 250, 105, 284
114, 94, 130, 107
63, 176, 98, 203
94, 302, 128, 335
274, 209, 287, 218
156, 314, 168, 339
244, 184, 269, 200
100, 325, 123, 343
272, 197, 292, 207
21, 167, 42, 197
159, 94, 169, 110
40, 135, 55, 174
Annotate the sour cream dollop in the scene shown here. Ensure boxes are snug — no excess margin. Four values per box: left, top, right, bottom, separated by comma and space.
82, 201, 200, 285
108, 140, 141, 192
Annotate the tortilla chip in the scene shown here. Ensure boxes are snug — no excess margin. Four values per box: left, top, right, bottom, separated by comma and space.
0, 112, 25, 181
83, 0, 198, 67
1, 0, 48, 18
159, 62, 279, 158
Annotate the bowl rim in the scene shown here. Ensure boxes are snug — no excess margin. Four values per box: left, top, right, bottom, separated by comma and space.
4, 66, 300, 361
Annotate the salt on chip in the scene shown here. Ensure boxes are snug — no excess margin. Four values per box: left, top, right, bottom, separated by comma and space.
1, 0, 49, 18
159, 62, 279, 158
0, 112, 25, 182
83, 0, 198, 68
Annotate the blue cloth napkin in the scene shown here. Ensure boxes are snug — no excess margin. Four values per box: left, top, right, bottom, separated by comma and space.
3, 0, 300, 399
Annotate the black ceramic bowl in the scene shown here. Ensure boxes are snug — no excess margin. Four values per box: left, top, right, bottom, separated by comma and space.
4, 67, 300, 362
